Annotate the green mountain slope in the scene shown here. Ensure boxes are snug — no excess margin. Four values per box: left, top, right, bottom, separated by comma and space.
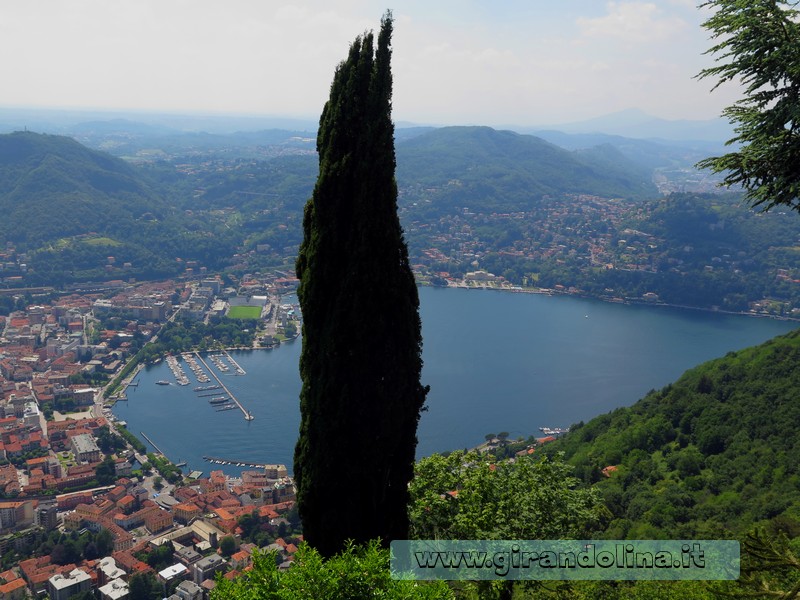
0, 131, 239, 283
0, 131, 164, 248
395, 126, 657, 209
547, 328, 800, 540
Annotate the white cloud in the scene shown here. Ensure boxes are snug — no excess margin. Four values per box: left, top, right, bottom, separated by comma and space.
577, 2, 688, 44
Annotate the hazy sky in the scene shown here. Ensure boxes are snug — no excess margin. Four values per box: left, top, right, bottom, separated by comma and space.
0, 1, 741, 127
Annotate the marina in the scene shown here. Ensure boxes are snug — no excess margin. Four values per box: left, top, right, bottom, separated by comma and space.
194, 352, 255, 421
209, 354, 228, 372
222, 350, 246, 375
165, 355, 189, 386
183, 352, 211, 383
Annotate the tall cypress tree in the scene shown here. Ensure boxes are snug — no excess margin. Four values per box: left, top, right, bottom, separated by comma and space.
294, 12, 428, 558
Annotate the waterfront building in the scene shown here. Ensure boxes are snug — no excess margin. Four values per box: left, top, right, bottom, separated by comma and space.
199, 471, 226, 494
263, 464, 288, 480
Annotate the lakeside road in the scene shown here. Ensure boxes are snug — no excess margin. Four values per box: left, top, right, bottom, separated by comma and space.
444, 281, 800, 322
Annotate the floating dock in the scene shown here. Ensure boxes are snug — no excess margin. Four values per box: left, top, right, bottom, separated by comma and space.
203, 456, 269, 468
223, 350, 246, 375
539, 427, 569, 436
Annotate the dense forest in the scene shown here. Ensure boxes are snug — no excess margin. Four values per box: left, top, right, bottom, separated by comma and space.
543, 328, 800, 542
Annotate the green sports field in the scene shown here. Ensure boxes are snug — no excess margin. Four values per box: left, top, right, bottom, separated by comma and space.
227, 305, 262, 319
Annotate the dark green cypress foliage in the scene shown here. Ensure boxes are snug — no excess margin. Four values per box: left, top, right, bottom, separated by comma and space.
294, 12, 429, 558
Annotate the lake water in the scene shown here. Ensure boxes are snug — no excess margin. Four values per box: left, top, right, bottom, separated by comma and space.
112, 287, 797, 477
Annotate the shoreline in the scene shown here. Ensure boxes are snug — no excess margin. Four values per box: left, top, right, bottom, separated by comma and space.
437, 282, 800, 323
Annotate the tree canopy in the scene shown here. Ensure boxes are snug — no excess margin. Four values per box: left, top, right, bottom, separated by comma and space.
408, 451, 606, 541
211, 542, 452, 600
294, 12, 429, 557
696, 0, 800, 210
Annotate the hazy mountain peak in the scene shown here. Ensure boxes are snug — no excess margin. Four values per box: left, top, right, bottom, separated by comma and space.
535, 109, 732, 143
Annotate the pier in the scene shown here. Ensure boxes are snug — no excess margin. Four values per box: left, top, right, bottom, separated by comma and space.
194, 352, 254, 421
140, 431, 166, 456
223, 350, 246, 375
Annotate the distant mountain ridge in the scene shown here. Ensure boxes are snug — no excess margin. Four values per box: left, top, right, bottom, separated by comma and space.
527, 129, 726, 172
1, 106, 729, 143
524, 108, 734, 143
0, 107, 728, 184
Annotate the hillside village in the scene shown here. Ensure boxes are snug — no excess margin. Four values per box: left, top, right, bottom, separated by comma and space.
0, 273, 303, 599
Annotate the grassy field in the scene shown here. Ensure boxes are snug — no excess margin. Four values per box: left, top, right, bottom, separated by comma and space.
227, 305, 262, 319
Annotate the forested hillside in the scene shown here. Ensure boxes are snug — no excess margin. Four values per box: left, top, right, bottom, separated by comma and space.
547, 328, 800, 540
0, 131, 162, 248
0, 131, 241, 283
396, 126, 657, 206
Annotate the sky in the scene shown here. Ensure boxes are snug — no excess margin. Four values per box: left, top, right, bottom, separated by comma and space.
0, 1, 742, 127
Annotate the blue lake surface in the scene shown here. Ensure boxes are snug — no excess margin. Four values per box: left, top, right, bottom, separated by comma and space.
113, 287, 797, 477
